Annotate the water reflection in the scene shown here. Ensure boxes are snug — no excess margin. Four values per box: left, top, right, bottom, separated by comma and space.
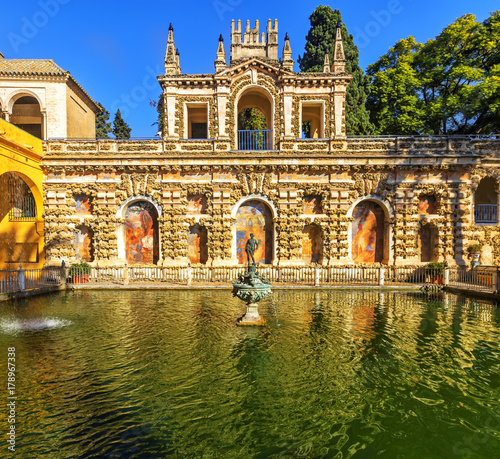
1, 289, 499, 457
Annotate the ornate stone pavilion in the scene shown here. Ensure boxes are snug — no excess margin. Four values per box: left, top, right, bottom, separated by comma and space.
41, 20, 500, 268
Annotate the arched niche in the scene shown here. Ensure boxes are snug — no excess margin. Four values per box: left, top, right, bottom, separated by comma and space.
119, 200, 160, 265
188, 225, 208, 264
9, 95, 44, 139
302, 224, 323, 264
76, 225, 94, 262
234, 198, 274, 264
418, 223, 438, 263
474, 177, 498, 224
350, 200, 387, 264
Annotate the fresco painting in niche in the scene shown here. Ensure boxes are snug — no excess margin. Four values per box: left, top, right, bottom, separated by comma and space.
125, 202, 158, 265
302, 225, 323, 264
352, 202, 384, 263
75, 194, 92, 216
418, 195, 437, 214
76, 226, 93, 262
188, 225, 208, 264
187, 194, 207, 214
236, 200, 273, 264
303, 196, 322, 214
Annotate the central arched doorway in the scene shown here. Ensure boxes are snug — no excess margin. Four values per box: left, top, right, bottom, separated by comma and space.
236, 86, 273, 150
124, 201, 159, 264
235, 199, 274, 264
351, 201, 385, 263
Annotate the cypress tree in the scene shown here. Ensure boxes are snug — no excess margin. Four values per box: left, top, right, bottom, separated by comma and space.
112, 109, 132, 139
95, 103, 112, 139
298, 6, 374, 135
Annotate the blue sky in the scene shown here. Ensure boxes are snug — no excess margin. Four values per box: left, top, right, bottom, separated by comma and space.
1, 0, 498, 138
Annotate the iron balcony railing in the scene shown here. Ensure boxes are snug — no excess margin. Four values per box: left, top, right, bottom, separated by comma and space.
237, 130, 273, 151
474, 204, 498, 224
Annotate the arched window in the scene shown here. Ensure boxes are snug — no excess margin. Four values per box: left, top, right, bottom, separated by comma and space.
474, 177, 498, 224
352, 201, 385, 263
5, 172, 37, 221
235, 199, 274, 264
10, 96, 43, 139
124, 202, 159, 265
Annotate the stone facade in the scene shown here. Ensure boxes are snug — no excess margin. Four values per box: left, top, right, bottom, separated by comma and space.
40, 20, 500, 268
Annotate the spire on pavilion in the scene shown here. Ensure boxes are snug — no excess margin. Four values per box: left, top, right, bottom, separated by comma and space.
323, 52, 330, 73
331, 21, 346, 73
165, 23, 181, 75
214, 34, 227, 73
281, 32, 294, 71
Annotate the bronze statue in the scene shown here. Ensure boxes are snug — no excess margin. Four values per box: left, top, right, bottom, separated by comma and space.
245, 233, 261, 265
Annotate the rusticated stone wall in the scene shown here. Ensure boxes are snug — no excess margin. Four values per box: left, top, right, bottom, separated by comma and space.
40, 137, 500, 268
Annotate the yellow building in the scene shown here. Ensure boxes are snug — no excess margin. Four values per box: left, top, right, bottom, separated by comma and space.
0, 118, 44, 269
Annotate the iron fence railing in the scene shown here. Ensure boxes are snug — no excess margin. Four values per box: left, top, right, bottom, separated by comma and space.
449, 267, 495, 293
474, 204, 498, 224
63, 265, 449, 287
3, 265, 498, 296
0, 266, 63, 295
237, 130, 273, 150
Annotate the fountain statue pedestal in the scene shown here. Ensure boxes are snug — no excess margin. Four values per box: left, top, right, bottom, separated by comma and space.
232, 264, 271, 326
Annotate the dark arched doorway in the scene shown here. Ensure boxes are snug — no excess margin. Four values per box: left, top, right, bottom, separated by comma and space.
235, 199, 274, 264
188, 225, 208, 264
302, 224, 323, 264
418, 224, 438, 262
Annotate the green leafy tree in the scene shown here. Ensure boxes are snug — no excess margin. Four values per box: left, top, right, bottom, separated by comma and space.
368, 12, 500, 135
298, 5, 374, 135
367, 37, 426, 134
95, 103, 112, 139
112, 109, 131, 139
238, 108, 267, 130
150, 94, 165, 137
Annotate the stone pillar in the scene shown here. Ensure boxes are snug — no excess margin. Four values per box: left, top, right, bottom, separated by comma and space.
283, 90, 294, 140
216, 85, 229, 139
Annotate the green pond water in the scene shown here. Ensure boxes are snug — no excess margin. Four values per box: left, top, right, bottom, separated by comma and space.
1, 289, 500, 458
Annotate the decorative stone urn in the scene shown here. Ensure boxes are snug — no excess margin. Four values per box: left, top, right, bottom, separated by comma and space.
232, 264, 271, 326
471, 252, 481, 268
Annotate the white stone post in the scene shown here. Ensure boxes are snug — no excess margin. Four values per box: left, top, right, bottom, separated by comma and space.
18, 265, 25, 293
378, 266, 385, 286
60, 260, 67, 287
123, 263, 129, 285
187, 266, 193, 286
315, 266, 320, 287
444, 266, 450, 287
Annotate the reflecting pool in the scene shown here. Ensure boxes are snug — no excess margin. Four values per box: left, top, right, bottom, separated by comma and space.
1, 290, 500, 457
